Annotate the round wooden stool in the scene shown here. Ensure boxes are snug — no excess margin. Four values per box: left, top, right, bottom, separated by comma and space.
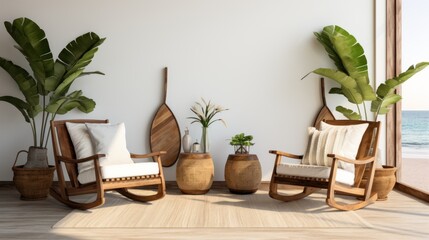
224, 154, 261, 194
176, 153, 214, 194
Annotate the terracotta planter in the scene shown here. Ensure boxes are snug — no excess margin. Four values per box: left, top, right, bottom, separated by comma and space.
361, 165, 397, 201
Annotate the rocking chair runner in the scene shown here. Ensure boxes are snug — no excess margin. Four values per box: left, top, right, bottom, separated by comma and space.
49, 119, 166, 210
269, 120, 380, 211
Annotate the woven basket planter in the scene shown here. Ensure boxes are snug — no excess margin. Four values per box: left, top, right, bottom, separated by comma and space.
12, 165, 55, 200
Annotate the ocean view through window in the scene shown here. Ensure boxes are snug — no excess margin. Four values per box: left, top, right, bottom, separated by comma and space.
401, 0, 429, 193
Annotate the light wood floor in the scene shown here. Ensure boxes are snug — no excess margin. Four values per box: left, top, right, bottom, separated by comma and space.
1, 183, 428, 240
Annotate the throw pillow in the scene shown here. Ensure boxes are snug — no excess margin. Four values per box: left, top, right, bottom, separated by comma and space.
302, 122, 369, 173
85, 122, 134, 166
65, 122, 96, 173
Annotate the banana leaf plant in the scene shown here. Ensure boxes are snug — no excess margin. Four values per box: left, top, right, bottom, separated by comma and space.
303, 25, 429, 121
0, 17, 105, 148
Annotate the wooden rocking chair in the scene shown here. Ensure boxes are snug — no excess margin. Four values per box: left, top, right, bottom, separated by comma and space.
50, 119, 166, 210
269, 120, 380, 211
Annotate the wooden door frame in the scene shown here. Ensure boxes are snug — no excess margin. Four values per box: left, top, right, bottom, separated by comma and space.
386, 0, 429, 202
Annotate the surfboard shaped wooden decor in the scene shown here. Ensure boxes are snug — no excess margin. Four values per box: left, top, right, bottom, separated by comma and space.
150, 67, 181, 167
313, 77, 335, 129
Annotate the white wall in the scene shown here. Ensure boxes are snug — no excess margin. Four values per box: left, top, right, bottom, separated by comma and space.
0, 0, 376, 181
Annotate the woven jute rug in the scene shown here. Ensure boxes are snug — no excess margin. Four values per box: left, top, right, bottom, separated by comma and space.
53, 189, 372, 228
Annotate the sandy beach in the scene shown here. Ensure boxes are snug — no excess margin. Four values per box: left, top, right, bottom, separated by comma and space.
400, 157, 429, 193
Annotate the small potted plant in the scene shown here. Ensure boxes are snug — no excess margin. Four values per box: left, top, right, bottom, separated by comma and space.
229, 133, 254, 154
225, 133, 261, 193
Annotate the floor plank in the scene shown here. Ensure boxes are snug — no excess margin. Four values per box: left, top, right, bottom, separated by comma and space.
1, 183, 428, 240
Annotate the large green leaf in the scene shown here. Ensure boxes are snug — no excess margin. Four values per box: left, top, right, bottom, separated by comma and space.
51, 69, 84, 99
312, 68, 356, 89
311, 25, 429, 120
355, 76, 376, 101
0, 96, 31, 122
312, 25, 375, 109
329, 87, 343, 95
46, 90, 95, 115
323, 25, 369, 81
44, 62, 66, 91
4, 18, 54, 93
311, 68, 363, 103
371, 62, 429, 116
75, 96, 96, 113
336, 106, 361, 120
58, 32, 105, 78
371, 94, 401, 115
376, 62, 429, 98
314, 31, 346, 73
45, 32, 105, 93
0, 57, 39, 106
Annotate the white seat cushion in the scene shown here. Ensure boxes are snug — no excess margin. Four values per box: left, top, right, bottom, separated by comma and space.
276, 163, 355, 186
78, 162, 160, 184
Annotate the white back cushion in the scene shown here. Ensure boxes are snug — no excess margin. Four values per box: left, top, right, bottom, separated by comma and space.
65, 122, 96, 173
85, 122, 134, 166
302, 122, 368, 173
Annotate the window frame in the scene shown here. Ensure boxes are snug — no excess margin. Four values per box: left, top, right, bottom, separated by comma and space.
386, 0, 429, 202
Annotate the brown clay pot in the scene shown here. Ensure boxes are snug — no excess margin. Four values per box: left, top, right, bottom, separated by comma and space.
361, 165, 397, 201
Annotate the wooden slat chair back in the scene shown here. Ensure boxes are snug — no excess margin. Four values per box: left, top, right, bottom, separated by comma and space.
269, 119, 381, 211
50, 119, 166, 210
51, 119, 108, 188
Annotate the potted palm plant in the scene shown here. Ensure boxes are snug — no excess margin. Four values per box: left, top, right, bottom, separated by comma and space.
0, 17, 105, 200
225, 133, 261, 194
304, 25, 429, 200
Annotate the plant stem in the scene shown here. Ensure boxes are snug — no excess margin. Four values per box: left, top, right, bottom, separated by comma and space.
363, 102, 368, 121
39, 95, 46, 147
344, 88, 363, 120
42, 112, 51, 148
30, 118, 37, 146
355, 103, 362, 119
374, 98, 383, 122
43, 112, 55, 148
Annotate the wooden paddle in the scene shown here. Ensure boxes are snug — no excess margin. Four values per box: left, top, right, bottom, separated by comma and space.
150, 67, 181, 167
313, 77, 335, 129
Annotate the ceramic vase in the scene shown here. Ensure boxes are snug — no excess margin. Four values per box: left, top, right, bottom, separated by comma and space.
182, 128, 192, 153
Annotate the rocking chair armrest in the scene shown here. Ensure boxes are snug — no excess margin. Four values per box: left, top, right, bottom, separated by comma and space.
269, 150, 303, 159
57, 154, 106, 164
327, 154, 375, 165
130, 151, 167, 159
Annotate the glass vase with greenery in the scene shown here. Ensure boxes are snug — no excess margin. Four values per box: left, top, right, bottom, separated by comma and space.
188, 98, 227, 153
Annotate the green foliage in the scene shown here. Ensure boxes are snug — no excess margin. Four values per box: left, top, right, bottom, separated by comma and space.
306, 25, 428, 121
0, 17, 104, 147
229, 133, 254, 154
229, 133, 254, 146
